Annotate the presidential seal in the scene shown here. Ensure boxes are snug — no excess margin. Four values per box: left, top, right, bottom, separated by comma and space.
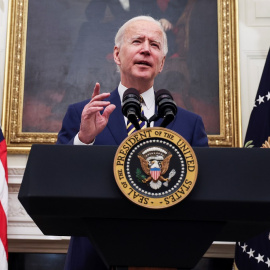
113, 127, 198, 209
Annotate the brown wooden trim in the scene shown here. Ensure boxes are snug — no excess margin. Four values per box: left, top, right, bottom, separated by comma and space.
8, 239, 69, 253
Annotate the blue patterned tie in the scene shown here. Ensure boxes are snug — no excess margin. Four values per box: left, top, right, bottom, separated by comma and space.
126, 96, 146, 135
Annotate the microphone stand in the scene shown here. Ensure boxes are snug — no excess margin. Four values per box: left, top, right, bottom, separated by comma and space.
127, 111, 141, 130
160, 110, 175, 127
127, 111, 149, 131
147, 114, 159, 128
146, 112, 175, 128
127, 107, 176, 130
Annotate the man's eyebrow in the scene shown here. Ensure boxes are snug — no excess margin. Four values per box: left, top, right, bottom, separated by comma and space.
130, 35, 161, 44
131, 35, 144, 40
152, 39, 161, 44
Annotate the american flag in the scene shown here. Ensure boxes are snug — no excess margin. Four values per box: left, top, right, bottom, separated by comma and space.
234, 48, 270, 269
0, 129, 8, 270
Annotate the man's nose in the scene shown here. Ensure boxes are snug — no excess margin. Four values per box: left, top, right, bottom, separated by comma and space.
141, 42, 150, 55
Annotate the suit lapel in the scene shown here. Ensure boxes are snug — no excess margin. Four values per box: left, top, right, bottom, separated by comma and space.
106, 88, 127, 145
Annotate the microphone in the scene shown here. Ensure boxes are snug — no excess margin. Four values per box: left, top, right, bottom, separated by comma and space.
155, 89, 177, 128
122, 88, 147, 130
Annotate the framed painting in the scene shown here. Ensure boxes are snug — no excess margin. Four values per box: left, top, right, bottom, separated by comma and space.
2, 0, 241, 153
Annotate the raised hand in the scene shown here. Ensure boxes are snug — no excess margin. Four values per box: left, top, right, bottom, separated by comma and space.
78, 83, 116, 144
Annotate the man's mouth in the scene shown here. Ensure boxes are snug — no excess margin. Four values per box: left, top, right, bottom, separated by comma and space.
136, 61, 152, 67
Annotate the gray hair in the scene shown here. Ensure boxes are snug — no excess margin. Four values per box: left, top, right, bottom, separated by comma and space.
114, 15, 168, 56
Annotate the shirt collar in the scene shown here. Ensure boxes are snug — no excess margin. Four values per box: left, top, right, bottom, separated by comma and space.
118, 82, 155, 110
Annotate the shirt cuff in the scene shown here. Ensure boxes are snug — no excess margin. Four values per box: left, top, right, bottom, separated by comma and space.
73, 133, 95, 145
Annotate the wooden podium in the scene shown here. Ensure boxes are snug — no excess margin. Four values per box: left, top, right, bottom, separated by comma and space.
18, 145, 270, 269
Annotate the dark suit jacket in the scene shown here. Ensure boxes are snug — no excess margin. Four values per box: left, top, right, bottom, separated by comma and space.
57, 88, 208, 146
57, 88, 208, 270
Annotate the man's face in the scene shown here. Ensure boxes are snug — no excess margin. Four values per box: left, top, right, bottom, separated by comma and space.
114, 20, 166, 89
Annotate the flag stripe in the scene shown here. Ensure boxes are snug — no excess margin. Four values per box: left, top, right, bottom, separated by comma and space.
0, 203, 7, 259
0, 140, 8, 183
0, 240, 8, 270
0, 162, 8, 214
0, 129, 8, 269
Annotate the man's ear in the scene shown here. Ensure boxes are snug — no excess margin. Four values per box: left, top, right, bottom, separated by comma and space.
114, 46, 121, 65
159, 56, 166, 73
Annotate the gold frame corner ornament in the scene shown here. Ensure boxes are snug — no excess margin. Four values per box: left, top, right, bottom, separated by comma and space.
2, 0, 241, 154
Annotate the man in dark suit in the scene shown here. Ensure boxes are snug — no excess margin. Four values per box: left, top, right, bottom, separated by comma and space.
57, 15, 208, 270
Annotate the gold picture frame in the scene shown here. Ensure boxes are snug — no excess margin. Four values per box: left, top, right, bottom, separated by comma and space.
2, 0, 241, 154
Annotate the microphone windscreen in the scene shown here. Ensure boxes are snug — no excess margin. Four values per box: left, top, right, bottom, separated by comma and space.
122, 88, 141, 118
155, 89, 174, 103
123, 88, 140, 102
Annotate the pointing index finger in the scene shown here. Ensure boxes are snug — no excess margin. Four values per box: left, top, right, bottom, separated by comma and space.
92, 82, 100, 99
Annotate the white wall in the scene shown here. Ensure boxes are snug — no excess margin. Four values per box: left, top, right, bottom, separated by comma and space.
239, 0, 270, 139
